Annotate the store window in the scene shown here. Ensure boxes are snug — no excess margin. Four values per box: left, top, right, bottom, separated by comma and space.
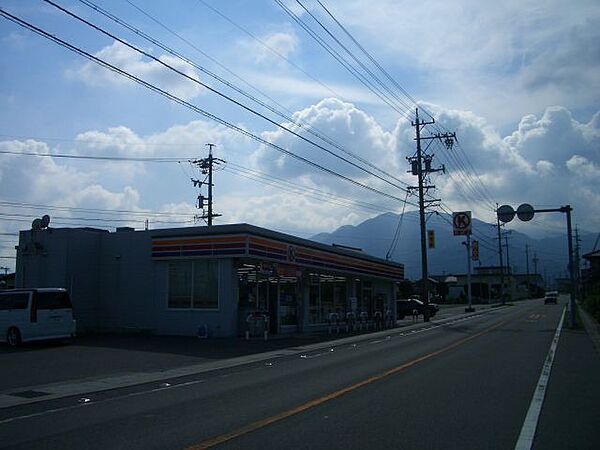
309, 274, 347, 324
279, 281, 297, 326
168, 260, 219, 309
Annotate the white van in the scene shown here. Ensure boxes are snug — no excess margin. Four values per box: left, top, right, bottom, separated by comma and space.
0, 288, 76, 347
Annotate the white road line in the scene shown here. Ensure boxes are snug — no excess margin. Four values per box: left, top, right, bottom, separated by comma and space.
0, 379, 207, 425
514, 307, 566, 450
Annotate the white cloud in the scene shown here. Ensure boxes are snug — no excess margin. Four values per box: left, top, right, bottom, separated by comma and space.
323, 0, 600, 125
70, 41, 204, 101
253, 98, 400, 184
237, 31, 299, 65
566, 155, 600, 179
249, 99, 600, 230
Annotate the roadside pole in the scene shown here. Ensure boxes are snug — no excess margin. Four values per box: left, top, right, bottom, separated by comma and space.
453, 211, 474, 313
466, 234, 473, 312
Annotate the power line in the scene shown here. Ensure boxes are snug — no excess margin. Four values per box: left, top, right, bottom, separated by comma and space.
0, 200, 194, 218
43, 0, 414, 198
0, 7, 412, 207
315, 0, 423, 116
274, 0, 413, 121
0, 149, 188, 162
293, 1, 497, 211
192, 0, 344, 99
294, 0, 415, 117
79, 0, 413, 191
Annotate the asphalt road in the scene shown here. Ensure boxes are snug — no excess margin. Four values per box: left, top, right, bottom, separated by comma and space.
1, 298, 598, 450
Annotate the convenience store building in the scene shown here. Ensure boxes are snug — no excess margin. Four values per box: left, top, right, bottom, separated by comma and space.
15, 223, 404, 337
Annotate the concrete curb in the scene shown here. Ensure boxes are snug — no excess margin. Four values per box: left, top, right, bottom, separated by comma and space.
0, 305, 506, 410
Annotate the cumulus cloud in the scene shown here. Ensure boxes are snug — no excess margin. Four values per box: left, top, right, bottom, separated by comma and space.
70, 41, 204, 101
249, 99, 599, 230
566, 155, 600, 179
252, 98, 404, 195
0, 139, 141, 210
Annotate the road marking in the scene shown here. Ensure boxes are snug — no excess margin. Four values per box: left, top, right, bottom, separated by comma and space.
0, 378, 207, 425
186, 319, 508, 450
514, 307, 565, 450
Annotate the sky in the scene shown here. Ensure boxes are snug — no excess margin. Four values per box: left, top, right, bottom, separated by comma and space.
0, 0, 599, 272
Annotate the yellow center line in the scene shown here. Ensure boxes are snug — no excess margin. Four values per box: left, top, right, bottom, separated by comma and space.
186, 318, 508, 450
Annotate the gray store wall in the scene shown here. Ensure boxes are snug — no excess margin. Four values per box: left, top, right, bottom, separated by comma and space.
16, 227, 239, 337
16, 227, 105, 332
153, 259, 238, 337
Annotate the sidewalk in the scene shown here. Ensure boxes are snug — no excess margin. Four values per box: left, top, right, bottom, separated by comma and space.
533, 304, 600, 449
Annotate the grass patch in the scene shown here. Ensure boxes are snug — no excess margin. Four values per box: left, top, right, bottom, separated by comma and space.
581, 292, 600, 323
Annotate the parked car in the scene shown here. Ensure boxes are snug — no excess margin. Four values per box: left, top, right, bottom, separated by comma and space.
0, 288, 76, 347
397, 298, 439, 319
544, 291, 558, 304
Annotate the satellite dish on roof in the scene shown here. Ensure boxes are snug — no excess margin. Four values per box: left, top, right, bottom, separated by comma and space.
41, 214, 50, 228
32, 218, 42, 230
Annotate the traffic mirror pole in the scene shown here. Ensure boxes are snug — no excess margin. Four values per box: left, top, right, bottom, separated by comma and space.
497, 204, 576, 327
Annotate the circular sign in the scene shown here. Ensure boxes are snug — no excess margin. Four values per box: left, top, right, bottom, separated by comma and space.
516, 203, 535, 222
497, 204, 515, 223
452, 211, 472, 235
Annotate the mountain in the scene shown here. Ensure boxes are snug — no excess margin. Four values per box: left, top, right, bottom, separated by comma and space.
311, 211, 597, 281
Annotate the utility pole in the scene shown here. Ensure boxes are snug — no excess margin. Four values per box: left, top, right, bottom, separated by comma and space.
496, 206, 505, 304
575, 226, 581, 305
565, 205, 576, 327
504, 233, 511, 274
533, 251, 539, 295
190, 143, 225, 226
525, 243, 530, 298
407, 108, 454, 322
462, 235, 473, 311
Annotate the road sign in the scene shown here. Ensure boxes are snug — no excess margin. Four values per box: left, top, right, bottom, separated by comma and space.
453, 211, 472, 236
497, 204, 515, 223
427, 229, 435, 249
471, 240, 479, 261
517, 203, 535, 221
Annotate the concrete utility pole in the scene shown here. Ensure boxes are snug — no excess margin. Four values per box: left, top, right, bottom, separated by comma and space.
206, 143, 216, 226
504, 233, 511, 274
496, 207, 505, 304
575, 226, 581, 305
408, 108, 454, 322
463, 235, 473, 311
525, 243, 530, 298
190, 143, 225, 226
565, 206, 576, 327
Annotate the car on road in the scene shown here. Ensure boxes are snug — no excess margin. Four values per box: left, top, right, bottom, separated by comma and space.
544, 291, 558, 304
396, 298, 439, 319
0, 288, 76, 347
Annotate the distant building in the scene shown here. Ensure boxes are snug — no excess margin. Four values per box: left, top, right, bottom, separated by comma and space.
15, 224, 404, 337
431, 266, 544, 303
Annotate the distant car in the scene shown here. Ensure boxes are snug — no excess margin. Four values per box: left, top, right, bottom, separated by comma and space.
397, 298, 439, 319
544, 291, 558, 304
